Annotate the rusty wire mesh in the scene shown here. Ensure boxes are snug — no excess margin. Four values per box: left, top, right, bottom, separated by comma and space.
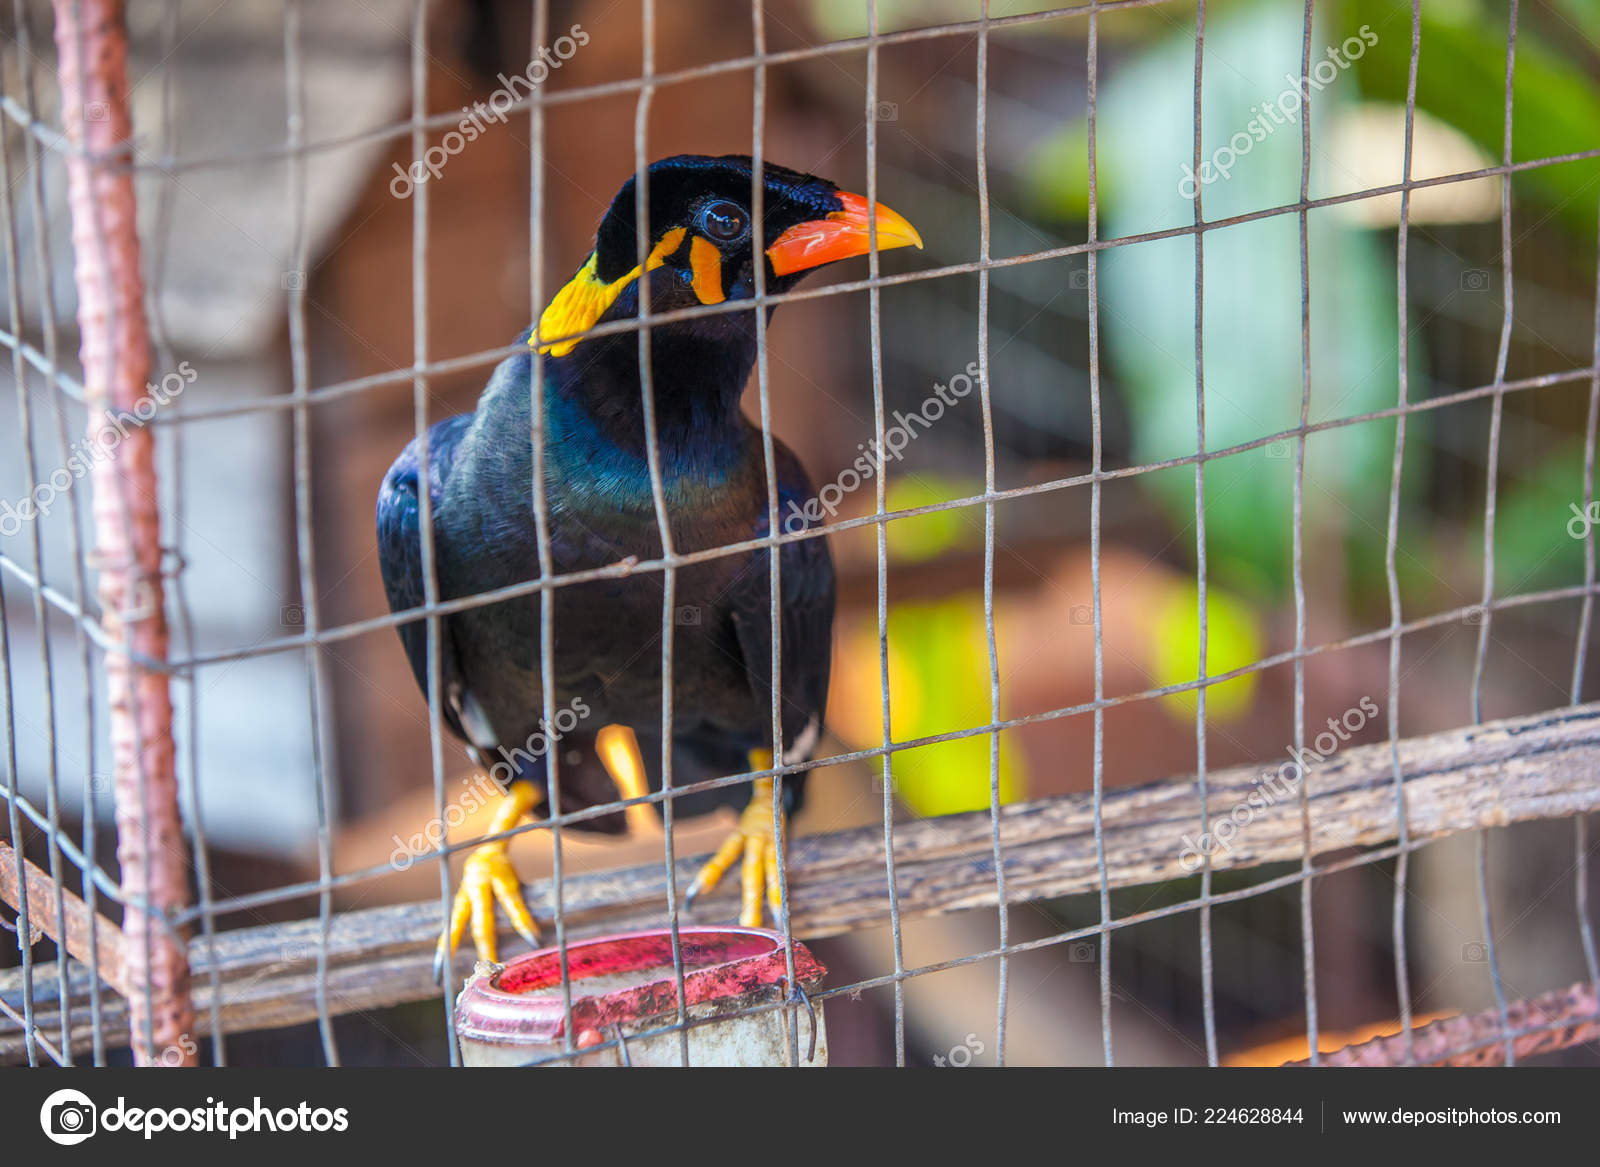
2, 0, 1599, 1068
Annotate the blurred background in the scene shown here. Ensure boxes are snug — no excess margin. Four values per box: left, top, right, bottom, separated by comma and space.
2, 0, 1599, 1065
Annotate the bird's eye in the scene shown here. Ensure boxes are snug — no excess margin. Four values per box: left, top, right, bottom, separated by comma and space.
700, 200, 748, 243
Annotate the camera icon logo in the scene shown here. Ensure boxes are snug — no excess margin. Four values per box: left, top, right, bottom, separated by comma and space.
40, 1088, 97, 1145
872, 101, 899, 122
280, 940, 314, 965
1460, 269, 1491, 292
675, 606, 701, 626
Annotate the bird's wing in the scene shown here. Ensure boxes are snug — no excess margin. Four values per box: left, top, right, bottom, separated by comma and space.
722, 449, 836, 814
628, 453, 835, 821
375, 413, 475, 744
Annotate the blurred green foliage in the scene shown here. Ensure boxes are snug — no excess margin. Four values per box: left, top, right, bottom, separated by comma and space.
1024, 1, 1600, 614
1051, 6, 1408, 604
1479, 439, 1595, 593
1348, 0, 1600, 241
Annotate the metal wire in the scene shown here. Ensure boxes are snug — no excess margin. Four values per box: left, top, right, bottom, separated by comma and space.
1290, 0, 1319, 1068
973, 0, 1011, 1068
1383, 0, 1424, 1066
0, 17, 71, 1065
146, 0, 220, 1069
630, 0, 678, 1066
1, 0, 1598, 1070
1189, 0, 1218, 1067
1576, 200, 1600, 1012
863, 0, 907, 1067
11, 0, 102, 1063
1084, 0, 1114, 1069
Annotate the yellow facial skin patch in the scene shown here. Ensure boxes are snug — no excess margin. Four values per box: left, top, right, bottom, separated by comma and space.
534, 226, 688, 357
689, 235, 726, 305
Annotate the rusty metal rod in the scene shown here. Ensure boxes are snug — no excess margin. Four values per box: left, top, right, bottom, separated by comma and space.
50, 0, 193, 1066
1299, 982, 1600, 1067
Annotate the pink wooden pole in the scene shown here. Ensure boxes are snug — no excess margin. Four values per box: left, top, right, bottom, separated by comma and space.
51, 0, 194, 1066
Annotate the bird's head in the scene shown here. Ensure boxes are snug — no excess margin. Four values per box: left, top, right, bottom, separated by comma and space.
535, 154, 922, 358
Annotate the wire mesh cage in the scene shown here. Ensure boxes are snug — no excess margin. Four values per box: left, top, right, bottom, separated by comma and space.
2, 0, 1600, 1069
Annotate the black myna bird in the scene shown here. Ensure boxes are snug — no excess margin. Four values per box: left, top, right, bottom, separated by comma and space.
376, 154, 921, 970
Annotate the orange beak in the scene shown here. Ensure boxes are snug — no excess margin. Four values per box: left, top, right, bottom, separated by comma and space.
765, 191, 924, 276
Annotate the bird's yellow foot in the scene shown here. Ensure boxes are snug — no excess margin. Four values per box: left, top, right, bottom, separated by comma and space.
596, 724, 663, 836
684, 755, 787, 928
434, 779, 542, 981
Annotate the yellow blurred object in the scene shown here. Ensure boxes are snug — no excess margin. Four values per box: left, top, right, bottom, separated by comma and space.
1149, 578, 1263, 723
832, 595, 1024, 817
884, 476, 981, 564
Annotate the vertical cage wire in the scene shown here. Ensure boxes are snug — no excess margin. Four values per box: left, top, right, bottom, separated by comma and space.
1578, 198, 1600, 1004
1189, 0, 1218, 1067
149, 0, 219, 1070
1466, 0, 1520, 1068
282, 0, 342, 1069
1291, 0, 1320, 1067
973, 0, 1012, 1068
0, 0, 1597, 1067
864, 0, 908, 1068
1084, 0, 1115, 1070
1383, 0, 1424, 1067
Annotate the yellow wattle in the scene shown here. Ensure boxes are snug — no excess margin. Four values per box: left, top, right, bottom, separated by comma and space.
689, 235, 726, 305
534, 226, 688, 357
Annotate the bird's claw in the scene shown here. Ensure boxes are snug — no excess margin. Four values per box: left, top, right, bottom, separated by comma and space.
432, 781, 542, 984
684, 776, 785, 927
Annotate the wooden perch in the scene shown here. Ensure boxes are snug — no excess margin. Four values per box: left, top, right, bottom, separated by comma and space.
0, 840, 125, 997
5, 701, 1600, 1062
